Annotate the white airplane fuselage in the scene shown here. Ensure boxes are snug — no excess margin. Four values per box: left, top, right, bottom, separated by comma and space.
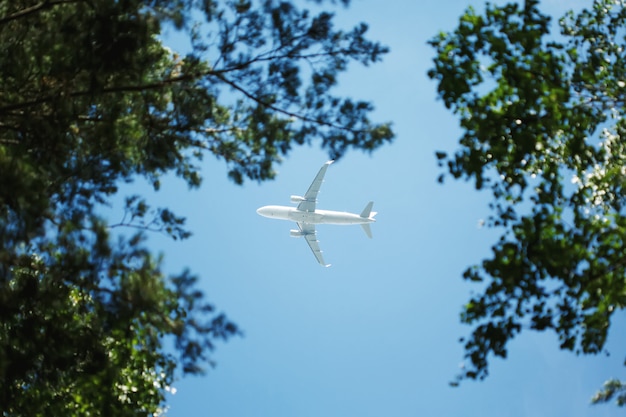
256, 205, 375, 225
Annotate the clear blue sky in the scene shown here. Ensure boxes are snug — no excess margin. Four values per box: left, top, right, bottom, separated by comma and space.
129, 1, 626, 416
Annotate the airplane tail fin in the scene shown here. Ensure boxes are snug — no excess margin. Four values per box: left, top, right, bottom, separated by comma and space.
360, 202, 376, 239
361, 223, 373, 239
360, 201, 376, 219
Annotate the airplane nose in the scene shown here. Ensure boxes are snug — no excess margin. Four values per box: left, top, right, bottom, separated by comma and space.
256, 206, 270, 217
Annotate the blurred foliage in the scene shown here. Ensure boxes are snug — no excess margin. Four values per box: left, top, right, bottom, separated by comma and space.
429, 0, 626, 407
0, 0, 392, 414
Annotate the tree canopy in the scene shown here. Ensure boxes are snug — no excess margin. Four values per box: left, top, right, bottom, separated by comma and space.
429, 0, 626, 407
0, 0, 392, 414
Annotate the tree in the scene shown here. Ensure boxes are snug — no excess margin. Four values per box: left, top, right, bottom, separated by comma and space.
429, 0, 626, 406
0, 0, 393, 414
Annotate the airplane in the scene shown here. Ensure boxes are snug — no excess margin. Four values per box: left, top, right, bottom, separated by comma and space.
256, 160, 377, 267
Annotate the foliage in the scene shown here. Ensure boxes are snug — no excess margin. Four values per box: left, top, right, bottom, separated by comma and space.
0, 0, 392, 414
429, 0, 626, 406
593, 378, 626, 406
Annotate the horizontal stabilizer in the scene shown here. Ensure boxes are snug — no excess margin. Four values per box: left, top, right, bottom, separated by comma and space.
360, 201, 375, 218
361, 223, 373, 239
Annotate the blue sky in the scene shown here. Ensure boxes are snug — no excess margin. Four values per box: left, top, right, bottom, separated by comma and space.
130, 1, 626, 416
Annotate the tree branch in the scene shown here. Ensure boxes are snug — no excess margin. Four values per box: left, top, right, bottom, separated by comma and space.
211, 72, 366, 134
0, 72, 203, 114
0, 0, 85, 26
1, 69, 368, 137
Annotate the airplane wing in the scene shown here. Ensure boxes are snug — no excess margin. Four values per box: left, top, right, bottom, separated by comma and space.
297, 160, 333, 212
298, 222, 330, 267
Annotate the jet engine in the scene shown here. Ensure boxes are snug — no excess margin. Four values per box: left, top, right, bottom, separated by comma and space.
290, 195, 305, 203
290, 229, 304, 238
